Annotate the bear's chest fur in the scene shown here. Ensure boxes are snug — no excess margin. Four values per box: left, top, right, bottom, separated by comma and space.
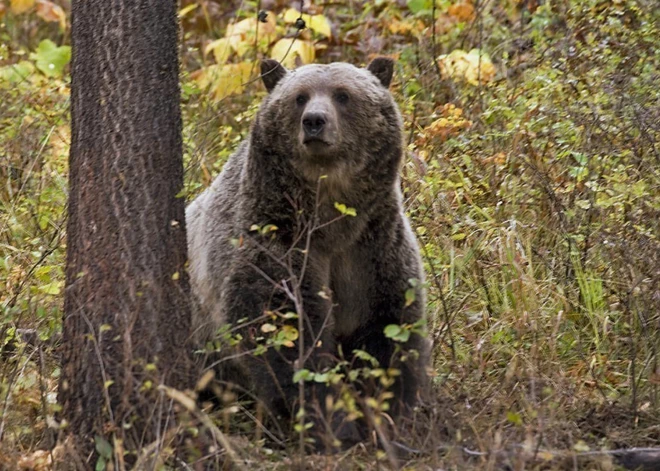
328, 245, 372, 337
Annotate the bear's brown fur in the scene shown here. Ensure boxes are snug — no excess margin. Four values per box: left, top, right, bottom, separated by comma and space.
186, 57, 428, 444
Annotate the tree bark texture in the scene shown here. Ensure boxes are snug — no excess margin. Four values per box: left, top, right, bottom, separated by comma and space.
59, 0, 192, 460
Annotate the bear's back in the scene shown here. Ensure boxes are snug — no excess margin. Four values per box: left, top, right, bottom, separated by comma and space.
186, 141, 248, 339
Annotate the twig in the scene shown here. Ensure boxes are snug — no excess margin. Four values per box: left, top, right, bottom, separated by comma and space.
160, 385, 247, 471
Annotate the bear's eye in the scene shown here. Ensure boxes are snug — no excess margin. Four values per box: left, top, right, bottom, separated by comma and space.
334, 91, 350, 104
295, 94, 308, 106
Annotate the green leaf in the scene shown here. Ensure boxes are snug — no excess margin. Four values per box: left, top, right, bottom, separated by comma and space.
260, 224, 278, 235
384, 324, 411, 343
293, 368, 313, 383
0, 61, 36, 83
406, 0, 432, 14
38, 281, 61, 295
95, 457, 106, 471
294, 421, 313, 432
405, 288, 416, 307
313, 372, 329, 383
353, 349, 379, 366
384, 324, 401, 338
29, 39, 71, 77
94, 435, 113, 459
506, 411, 522, 426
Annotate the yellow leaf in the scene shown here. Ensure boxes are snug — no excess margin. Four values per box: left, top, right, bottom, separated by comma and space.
39, 281, 61, 295
573, 440, 590, 452
483, 152, 506, 165
261, 323, 277, 333
270, 38, 315, 68
417, 104, 472, 146
448, 2, 475, 22
437, 48, 495, 85
192, 62, 253, 101
226, 17, 257, 40
178, 3, 198, 18
225, 18, 256, 55
10, 0, 35, 14
36, 0, 66, 30
537, 450, 554, 461
205, 37, 232, 64
281, 325, 299, 341
282, 8, 332, 38
308, 14, 332, 38
225, 14, 277, 57
388, 19, 415, 35
282, 8, 302, 23
50, 125, 70, 164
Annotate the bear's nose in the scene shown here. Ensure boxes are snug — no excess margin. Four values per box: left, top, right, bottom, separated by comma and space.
302, 112, 327, 137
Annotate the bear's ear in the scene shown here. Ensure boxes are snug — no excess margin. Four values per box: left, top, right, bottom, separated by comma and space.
261, 59, 288, 93
367, 57, 395, 88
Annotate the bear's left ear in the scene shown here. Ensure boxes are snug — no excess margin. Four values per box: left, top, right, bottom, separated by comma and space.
367, 57, 395, 88
261, 59, 288, 93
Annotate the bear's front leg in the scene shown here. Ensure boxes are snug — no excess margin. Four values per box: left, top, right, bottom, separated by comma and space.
337, 220, 428, 422
223, 247, 347, 448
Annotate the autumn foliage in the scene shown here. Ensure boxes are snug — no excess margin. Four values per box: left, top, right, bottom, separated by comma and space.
1, 0, 660, 469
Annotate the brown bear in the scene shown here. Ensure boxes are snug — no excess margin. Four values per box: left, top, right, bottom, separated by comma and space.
186, 57, 428, 445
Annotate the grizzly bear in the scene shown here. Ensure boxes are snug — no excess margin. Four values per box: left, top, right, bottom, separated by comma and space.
186, 57, 428, 444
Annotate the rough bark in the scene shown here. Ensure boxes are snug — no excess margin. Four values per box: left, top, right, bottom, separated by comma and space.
58, 0, 192, 463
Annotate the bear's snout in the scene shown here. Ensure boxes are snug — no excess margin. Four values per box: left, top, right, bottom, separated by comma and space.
298, 95, 338, 152
302, 111, 327, 138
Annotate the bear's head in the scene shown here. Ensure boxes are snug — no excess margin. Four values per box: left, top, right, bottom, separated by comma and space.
252, 57, 403, 184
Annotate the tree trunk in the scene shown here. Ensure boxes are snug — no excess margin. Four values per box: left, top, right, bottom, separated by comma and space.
59, 0, 192, 464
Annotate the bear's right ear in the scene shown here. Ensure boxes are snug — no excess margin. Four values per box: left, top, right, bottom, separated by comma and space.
261, 59, 288, 93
